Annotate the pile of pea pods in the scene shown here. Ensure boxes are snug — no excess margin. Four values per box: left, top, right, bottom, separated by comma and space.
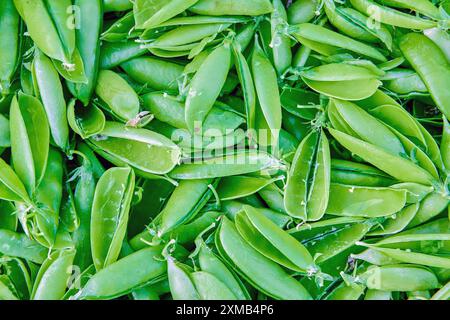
0, 0, 449, 301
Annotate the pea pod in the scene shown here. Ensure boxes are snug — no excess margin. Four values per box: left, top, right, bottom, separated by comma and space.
9, 93, 50, 195
100, 41, 147, 70
0, 157, 30, 203
189, 0, 273, 16
88, 121, 181, 176
192, 271, 238, 300
91, 167, 135, 271
217, 175, 282, 201
0, 229, 47, 264
185, 42, 231, 133
284, 130, 330, 221
216, 217, 312, 300
31, 250, 75, 300
67, 100, 106, 140
377, 0, 441, 19
330, 159, 396, 187
270, 0, 292, 76
0, 0, 20, 96
32, 50, 69, 151
167, 257, 199, 300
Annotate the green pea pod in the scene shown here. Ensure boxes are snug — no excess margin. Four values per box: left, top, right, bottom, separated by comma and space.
67, 0, 103, 105
232, 42, 256, 131
103, 0, 132, 12
217, 176, 282, 201
280, 87, 320, 121
361, 265, 440, 292
301, 64, 382, 100
185, 42, 231, 133
442, 117, 450, 171
0, 114, 10, 148
236, 205, 316, 273
424, 28, 450, 63
222, 201, 290, 228
369, 203, 420, 236
88, 121, 181, 176
78, 245, 186, 300
121, 56, 183, 92
383, 70, 428, 95
134, 0, 199, 30
0, 275, 18, 300
95, 70, 140, 122
157, 179, 216, 237
400, 33, 450, 120
31, 249, 75, 300
192, 271, 238, 300
329, 128, 436, 185
9, 93, 50, 195
197, 240, 250, 300
0, 257, 32, 300
0, 229, 47, 263
326, 183, 407, 218
24, 148, 63, 248
189, 0, 273, 16
292, 23, 387, 62
167, 257, 199, 300
258, 183, 287, 214
287, 0, 317, 24
142, 92, 244, 137
325, 281, 366, 300
101, 11, 137, 42
408, 192, 449, 228
350, 0, 437, 30
67, 100, 106, 139
431, 281, 450, 300
91, 167, 135, 271
0, 157, 30, 203
0, 0, 20, 96
0, 200, 16, 231
330, 159, 396, 187
252, 38, 282, 145
285, 130, 330, 221
304, 221, 372, 263
77, 142, 105, 180
216, 217, 312, 300
13, 0, 69, 63
271, 0, 292, 76
32, 50, 69, 151
169, 150, 282, 180
379, 0, 441, 19
100, 41, 147, 70
351, 248, 400, 266
52, 48, 87, 84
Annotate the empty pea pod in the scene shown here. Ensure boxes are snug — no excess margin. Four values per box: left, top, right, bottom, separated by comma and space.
87, 121, 181, 176
67, 100, 106, 140
284, 129, 330, 221
91, 167, 135, 271
216, 217, 312, 300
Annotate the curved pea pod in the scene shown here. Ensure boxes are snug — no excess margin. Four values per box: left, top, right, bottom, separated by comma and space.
326, 183, 407, 218
407, 192, 449, 228
369, 203, 420, 236
78, 245, 186, 300
361, 265, 440, 292
328, 129, 436, 185
121, 56, 183, 92
252, 38, 282, 145
31, 249, 75, 300
217, 175, 282, 201
9, 93, 50, 195
95, 70, 140, 122
191, 271, 238, 300
235, 205, 316, 274
13, 0, 71, 64
330, 99, 404, 155
167, 257, 199, 300
382, 69, 428, 95
189, 0, 273, 16
88, 121, 181, 176
292, 23, 387, 62
67, 100, 106, 140
400, 33, 450, 120
185, 43, 231, 133
301, 64, 382, 101
101, 12, 137, 42
0, 0, 20, 96
232, 42, 256, 130
280, 87, 320, 121
350, 0, 437, 30
32, 50, 69, 151
157, 179, 216, 237
0, 157, 30, 203
304, 220, 372, 264
67, 0, 102, 106
23, 148, 63, 248
133, 0, 199, 30
142, 92, 244, 137
216, 217, 312, 300
258, 182, 287, 214
222, 201, 290, 228
285, 130, 330, 221
0, 229, 47, 263
424, 28, 450, 63
169, 150, 282, 180
91, 167, 135, 271
287, 0, 317, 24
52, 48, 87, 84
197, 240, 250, 300
356, 89, 401, 109
100, 41, 147, 70
379, 0, 441, 19
330, 159, 396, 187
